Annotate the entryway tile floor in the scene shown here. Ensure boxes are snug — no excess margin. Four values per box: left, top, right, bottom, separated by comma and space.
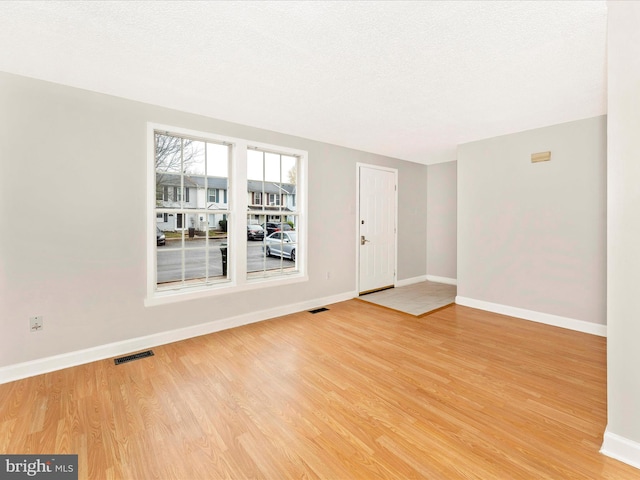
358, 280, 457, 316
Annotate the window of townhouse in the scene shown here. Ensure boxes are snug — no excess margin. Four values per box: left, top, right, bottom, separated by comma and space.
147, 125, 307, 305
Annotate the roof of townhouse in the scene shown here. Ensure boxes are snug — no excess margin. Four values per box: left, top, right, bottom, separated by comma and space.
157, 173, 295, 194
247, 180, 295, 195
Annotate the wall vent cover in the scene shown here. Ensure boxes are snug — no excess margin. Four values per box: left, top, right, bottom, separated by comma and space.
114, 350, 154, 365
308, 307, 329, 314
531, 151, 551, 163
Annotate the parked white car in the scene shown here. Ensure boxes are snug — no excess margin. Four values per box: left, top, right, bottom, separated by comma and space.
263, 231, 297, 261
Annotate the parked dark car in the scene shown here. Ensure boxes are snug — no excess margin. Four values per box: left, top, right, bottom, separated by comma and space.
156, 226, 166, 246
261, 222, 293, 236
263, 231, 297, 261
247, 224, 265, 241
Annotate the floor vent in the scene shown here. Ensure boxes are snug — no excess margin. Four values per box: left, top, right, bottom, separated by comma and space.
114, 350, 154, 365
308, 307, 329, 314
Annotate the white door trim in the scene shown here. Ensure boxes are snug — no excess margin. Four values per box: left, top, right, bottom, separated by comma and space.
355, 163, 398, 294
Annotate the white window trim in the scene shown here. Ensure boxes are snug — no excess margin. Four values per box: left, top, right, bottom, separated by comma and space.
145, 123, 308, 307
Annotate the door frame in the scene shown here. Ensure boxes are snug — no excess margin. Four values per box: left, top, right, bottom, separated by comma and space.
355, 163, 398, 294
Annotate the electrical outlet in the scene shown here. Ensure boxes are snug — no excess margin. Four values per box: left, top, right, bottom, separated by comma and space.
30, 316, 43, 332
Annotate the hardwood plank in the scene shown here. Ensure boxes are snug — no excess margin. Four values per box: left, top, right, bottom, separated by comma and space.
0, 300, 638, 479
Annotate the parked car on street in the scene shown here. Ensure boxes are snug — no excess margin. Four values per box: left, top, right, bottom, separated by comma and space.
261, 222, 293, 236
263, 231, 297, 261
156, 226, 166, 246
247, 224, 265, 241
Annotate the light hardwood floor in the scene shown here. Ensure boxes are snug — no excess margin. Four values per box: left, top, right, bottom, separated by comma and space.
1, 301, 638, 479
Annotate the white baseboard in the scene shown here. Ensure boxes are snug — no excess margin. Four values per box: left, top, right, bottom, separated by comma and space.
395, 275, 427, 287
455, 296, 607, 337
0, 291, 357, 385
426, 275, 457, 286
601, 429, 640, 470
395, 275, 458, 287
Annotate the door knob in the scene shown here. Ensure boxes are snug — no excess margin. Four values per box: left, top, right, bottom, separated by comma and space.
361, 235, 370, 245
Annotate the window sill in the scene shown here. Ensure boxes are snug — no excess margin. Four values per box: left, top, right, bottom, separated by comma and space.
145, 272, 308, 307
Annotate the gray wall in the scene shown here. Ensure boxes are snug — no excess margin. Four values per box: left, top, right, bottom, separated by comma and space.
606, 0, 640, 451
0, 72, 427, 368
426, 161, 457, 280
457, 116, 607, 325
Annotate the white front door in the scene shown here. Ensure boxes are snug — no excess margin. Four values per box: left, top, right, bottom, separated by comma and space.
358, 165, 396, 294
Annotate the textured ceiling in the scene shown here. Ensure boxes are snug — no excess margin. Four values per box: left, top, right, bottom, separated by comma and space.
0, 1, 607, 165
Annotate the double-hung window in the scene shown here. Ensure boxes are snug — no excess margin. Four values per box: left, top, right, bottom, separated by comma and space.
147, 124, 307, 304
246, 148, 299, 279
